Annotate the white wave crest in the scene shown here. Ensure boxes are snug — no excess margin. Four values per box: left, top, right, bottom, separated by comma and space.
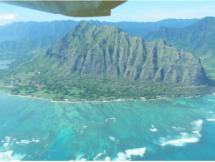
105, 117, 116, 123
159, 119, 203, 147
115, 147, 146, 160
1, 136, 40, 146
160, 136, 199, 147
74, 154, 86, 161
206, 118, 215, 122
94, 152, 104, 160
15, 138, 40, 145
108, 136, 116, 141
149, 125, 158, 132
0, 151, 25, 161
172, 126, 186, 131
209, 111, 214, 114
104, 156, 111, 161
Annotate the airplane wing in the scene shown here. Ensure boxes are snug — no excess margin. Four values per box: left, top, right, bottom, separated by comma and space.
3, 0, 126, 17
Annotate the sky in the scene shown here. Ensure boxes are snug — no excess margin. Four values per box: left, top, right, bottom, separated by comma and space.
1, 1, 215, 25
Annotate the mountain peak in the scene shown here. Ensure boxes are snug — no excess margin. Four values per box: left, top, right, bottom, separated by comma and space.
46, 23, 207, 85
73, 21, 122, 34
76, 21, 92, 28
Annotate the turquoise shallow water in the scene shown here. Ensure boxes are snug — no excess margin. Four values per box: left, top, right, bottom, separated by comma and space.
0, 92, 215, 160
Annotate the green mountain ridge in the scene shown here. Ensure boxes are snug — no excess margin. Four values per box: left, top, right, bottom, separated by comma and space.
2, 22, 211, 101
0, 18, 197, 60
46, 22, 207, 85
145, 17, 215, 79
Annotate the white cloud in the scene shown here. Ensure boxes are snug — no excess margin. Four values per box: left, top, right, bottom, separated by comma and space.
0, 13, 16, 21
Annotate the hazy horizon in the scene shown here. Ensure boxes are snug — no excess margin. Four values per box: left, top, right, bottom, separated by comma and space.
1, 16, 214, 27
1, 1, 215, 25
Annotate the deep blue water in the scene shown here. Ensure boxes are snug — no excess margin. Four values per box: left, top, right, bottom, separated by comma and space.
0, 92, 215, 160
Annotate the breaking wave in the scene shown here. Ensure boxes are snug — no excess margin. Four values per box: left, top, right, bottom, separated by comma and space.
206, 118, 215, 122
0, 136, 40, 160
159, 119, 203, 147
115, 147, 146, 160
0, 151, 25, 161
149, 125, 158, 132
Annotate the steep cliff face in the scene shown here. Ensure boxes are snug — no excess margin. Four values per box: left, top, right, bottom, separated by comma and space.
144, 17, 215, 79
46, 22, 207, 85
144, 41, 207, 85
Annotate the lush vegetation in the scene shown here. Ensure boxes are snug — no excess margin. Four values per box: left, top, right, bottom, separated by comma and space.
1, 19, 215, 101
1, 73, 213, 101
145, 17, 215, 79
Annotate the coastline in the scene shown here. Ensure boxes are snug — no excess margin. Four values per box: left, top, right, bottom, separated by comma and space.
0, 89, 211, 105
1, 91, 148, 104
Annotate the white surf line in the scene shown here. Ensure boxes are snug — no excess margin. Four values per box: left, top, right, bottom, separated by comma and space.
149, 125, 158, 132
115, 147, 146, 160
0, 151, 25, 161
206, 118, 215, 122
159, 119, 203, 147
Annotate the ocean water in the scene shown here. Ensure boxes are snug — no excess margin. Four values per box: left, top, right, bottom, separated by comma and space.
0, 92, 215, 160
0, 60, 13, 70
